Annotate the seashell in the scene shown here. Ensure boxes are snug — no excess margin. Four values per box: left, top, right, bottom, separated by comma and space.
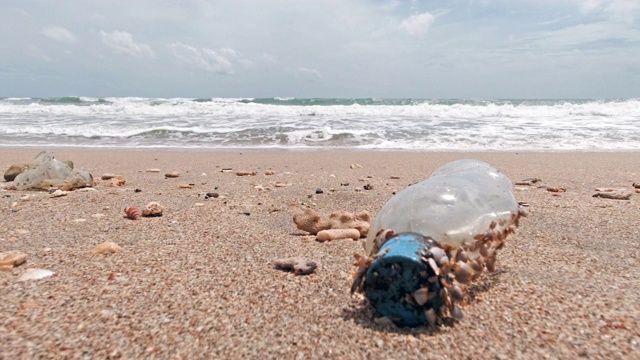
124, 206, 141, 220
426, 257, 441, 276
141, 201, 164, 217
165, 172, 180, 178
0, 250, 28, 267
236, 171, 257, 176
450, 284, 464, 302
93, 241, 122, 254
101, 173, 119, 180
264, 170, 276, 175
178, 184, 193, 189
424, 308, 437, 326
16, 268, 54, 282
451, 305, 464, 321
273, 257, 317, 275
274, 182, 291, 187
146, 168, 161, 173
316, 228, 361, 242
350, 163, 363, 169
412, 288, 430, 306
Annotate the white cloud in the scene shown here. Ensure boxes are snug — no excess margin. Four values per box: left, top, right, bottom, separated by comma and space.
42, 26, 77, 44
399, 12, 435, 36
168, 43, 240, 74
100, 30, 155, 58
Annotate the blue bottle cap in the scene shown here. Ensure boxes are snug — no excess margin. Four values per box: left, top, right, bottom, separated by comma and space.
364, 232, 442, 326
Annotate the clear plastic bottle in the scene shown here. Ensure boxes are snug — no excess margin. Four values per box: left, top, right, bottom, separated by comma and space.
365, 159, 520, 255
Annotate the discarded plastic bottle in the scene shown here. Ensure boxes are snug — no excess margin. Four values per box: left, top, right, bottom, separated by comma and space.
352, 159, 526, 327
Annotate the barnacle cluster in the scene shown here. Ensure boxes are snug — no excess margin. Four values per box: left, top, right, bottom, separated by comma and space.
351, 159, 528, 327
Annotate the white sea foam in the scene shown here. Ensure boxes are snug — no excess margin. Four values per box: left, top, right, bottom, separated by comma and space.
0, 97, 638, 150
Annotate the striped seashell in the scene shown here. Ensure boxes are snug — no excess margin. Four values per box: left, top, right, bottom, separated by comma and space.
124, 206, 141, 220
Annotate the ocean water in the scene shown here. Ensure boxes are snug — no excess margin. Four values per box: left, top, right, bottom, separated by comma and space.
0, 97, 639, 151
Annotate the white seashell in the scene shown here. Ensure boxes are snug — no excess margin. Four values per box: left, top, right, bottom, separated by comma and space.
16, 268, 54, 282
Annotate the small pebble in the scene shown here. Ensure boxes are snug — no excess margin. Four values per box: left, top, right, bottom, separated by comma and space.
146, 168, 161, 173
134, 188, 142, 192
178, 184, 193, 189
315, 188, 324, 194
165, 172, 180, 178
205, 192, 219, 198
363, 184, 373, 190
264, 171, 275, 175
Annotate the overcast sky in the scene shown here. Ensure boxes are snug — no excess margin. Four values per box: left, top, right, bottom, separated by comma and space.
1, 0, 639, 99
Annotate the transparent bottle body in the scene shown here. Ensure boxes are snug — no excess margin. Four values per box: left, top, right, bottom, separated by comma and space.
366, 159, 519, 255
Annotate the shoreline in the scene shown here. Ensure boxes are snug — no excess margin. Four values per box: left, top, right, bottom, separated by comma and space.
1, 150, 638, 358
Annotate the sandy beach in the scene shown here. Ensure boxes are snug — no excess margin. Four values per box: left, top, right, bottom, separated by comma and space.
1, 149, 638, 359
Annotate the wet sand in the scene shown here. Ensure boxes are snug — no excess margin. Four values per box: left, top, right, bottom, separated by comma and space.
1, 149, 639, 359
